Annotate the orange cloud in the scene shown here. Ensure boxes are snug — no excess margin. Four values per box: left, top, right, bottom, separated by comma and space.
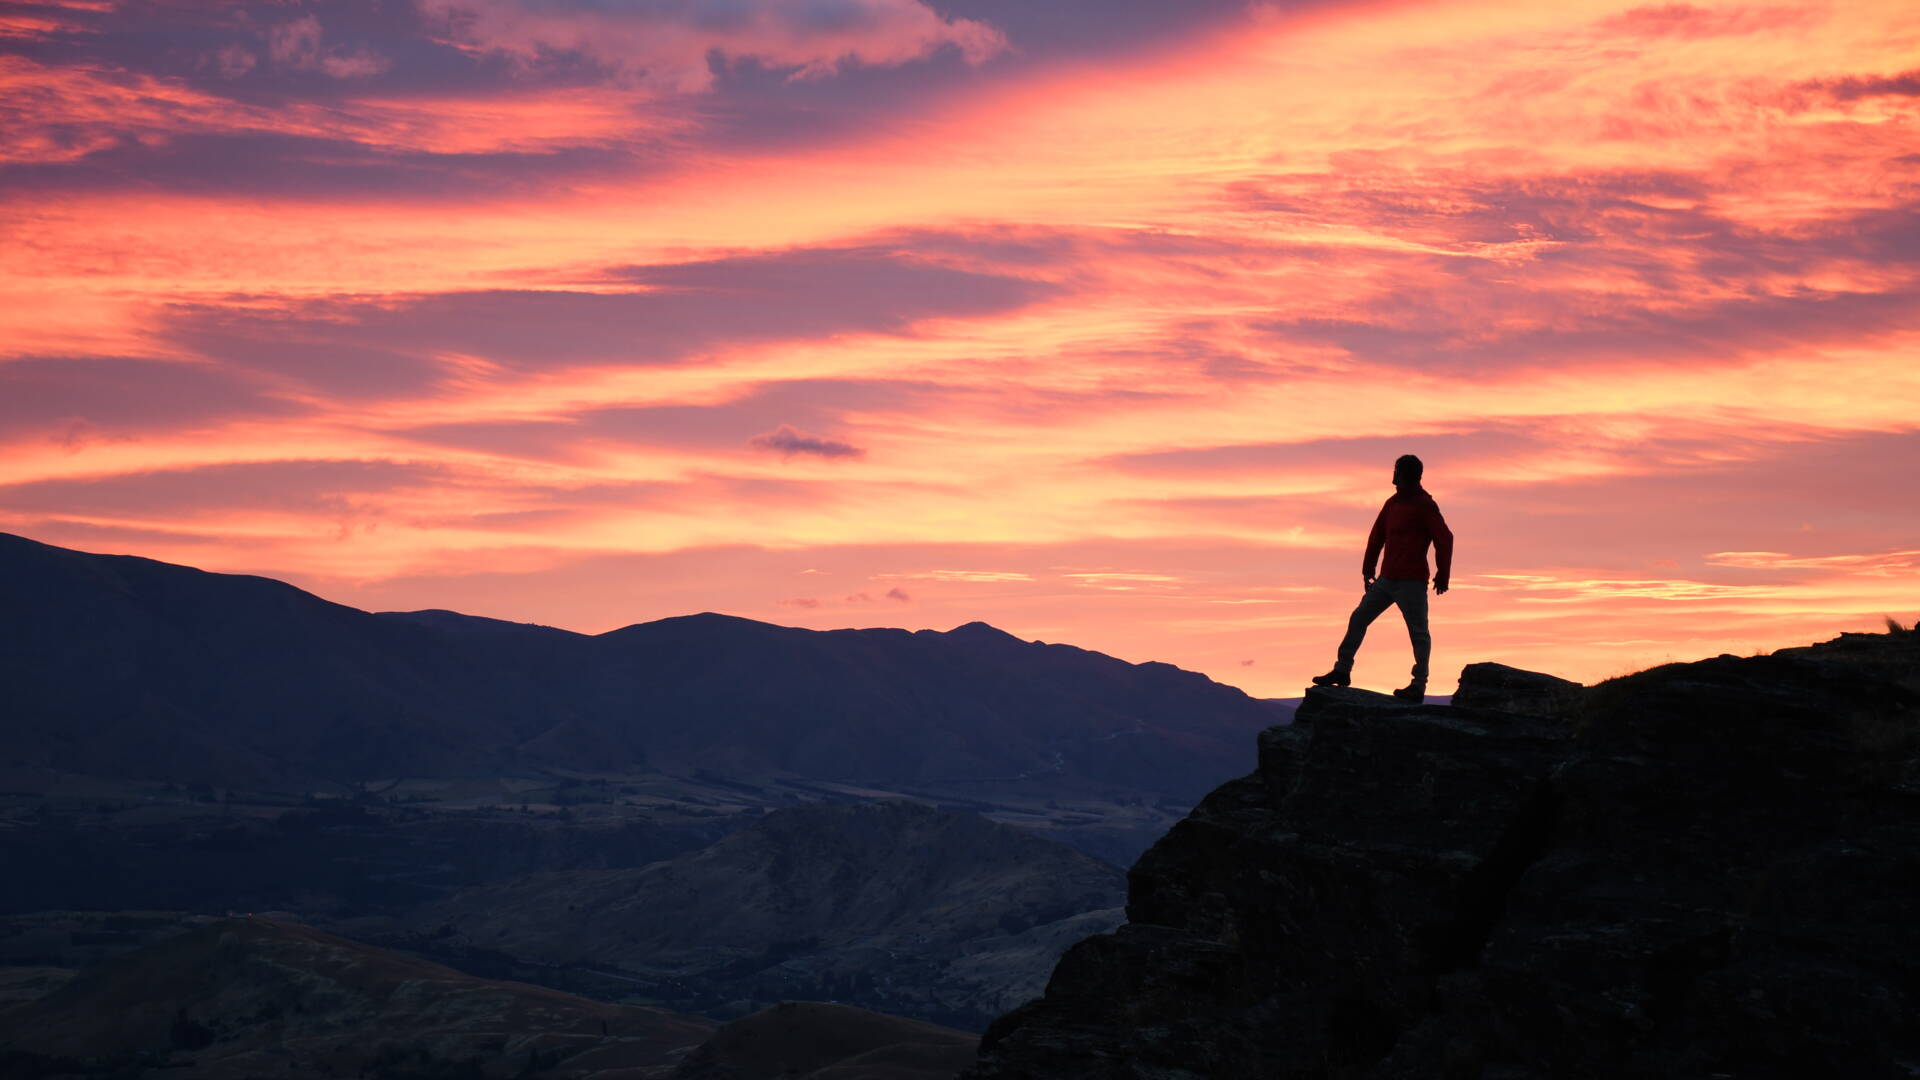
1706, 549, 1920, 574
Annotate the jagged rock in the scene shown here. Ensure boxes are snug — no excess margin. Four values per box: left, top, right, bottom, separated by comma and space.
1451, 662, 1584, 717
969, 630, 1920, 1078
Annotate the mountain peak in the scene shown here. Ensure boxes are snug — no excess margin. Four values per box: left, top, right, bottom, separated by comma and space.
598, 611, 786, 638
947, 620, 1021, 641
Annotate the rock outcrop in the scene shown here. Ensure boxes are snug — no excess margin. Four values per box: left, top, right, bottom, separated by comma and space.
969, 629, 1920, 1078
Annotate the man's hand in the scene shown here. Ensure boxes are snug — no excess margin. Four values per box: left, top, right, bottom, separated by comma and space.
1363, 573, 1376, 591
1433, 577, 1449, 596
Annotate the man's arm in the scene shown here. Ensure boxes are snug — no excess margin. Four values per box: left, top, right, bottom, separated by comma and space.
1426, 500, 1454, 593
1362, 505, 1386, 585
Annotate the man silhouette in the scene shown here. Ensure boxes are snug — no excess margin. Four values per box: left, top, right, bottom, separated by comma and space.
1312, 454, 1453, 700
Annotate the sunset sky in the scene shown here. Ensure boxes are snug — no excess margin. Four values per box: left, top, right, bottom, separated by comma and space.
4, 0, 1917, 695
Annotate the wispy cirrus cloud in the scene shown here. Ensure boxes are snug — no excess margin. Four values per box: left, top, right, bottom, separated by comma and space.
1706, 549, 1920, 574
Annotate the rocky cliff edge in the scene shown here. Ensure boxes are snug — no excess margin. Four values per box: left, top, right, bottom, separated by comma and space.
968, 628, 1920, 1078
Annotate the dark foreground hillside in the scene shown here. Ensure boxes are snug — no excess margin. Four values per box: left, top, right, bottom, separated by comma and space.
0, 917, 985, 1080
970, 627, 1920, 1078
0, 800, 1121, 1040
401, 800, 1125, 1029
0, 917, 720, 1079
673, 1001, 978, 1080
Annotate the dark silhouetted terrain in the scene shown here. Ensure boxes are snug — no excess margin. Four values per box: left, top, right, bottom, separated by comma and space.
0, 531, 1275, 803
400, 800, 1125, 1028
671, 1001, 977, 1080
969, 629, 1920, 1078
0, 916, 718, 1079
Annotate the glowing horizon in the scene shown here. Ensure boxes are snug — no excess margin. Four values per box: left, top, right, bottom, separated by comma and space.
4, 0, 1918, 695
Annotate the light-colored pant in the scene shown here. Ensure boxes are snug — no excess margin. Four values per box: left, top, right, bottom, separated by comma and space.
1336, 577, 1430, 679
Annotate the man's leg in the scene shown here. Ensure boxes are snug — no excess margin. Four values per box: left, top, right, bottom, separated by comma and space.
1389, 579, 1432, 680
1334, 580, 1397, 673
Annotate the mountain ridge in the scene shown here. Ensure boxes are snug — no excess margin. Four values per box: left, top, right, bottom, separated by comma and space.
0, 531, 1274, 801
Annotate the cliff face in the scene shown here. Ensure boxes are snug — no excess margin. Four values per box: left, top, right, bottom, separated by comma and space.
968, 631, 1920, 1078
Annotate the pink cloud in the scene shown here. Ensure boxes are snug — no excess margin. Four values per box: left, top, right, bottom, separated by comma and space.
266, 15, 392, 80
424, 0, 1007, 92
1592, 3, 1816, 41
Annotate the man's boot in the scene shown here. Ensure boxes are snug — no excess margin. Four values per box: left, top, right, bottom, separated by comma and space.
1311, 666, 1351, 687
1392, 678, 1426, 701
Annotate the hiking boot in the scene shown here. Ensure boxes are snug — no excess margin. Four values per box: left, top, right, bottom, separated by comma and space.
1392, 679, 1426, 701
1311, 668, 1351, 687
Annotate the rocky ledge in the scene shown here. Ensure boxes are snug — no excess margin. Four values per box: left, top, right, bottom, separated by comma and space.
968, 629, 1920, 1078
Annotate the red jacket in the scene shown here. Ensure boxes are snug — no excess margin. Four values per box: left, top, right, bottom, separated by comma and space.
1365, 487, 1453, 583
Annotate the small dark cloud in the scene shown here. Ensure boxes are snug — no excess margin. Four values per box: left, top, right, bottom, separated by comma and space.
1799, 69, 1920, 102
885, 587, 911, 602
749, 424, 865, 461
844, 592, 874, 603
1239, 659, 1255, 666
779, 596, 821, 608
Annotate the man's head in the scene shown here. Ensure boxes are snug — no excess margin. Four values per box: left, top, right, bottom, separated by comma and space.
1393, 454, 1423, 488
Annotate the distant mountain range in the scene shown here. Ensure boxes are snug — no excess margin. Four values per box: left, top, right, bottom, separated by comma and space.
0, 532, 1279, 802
